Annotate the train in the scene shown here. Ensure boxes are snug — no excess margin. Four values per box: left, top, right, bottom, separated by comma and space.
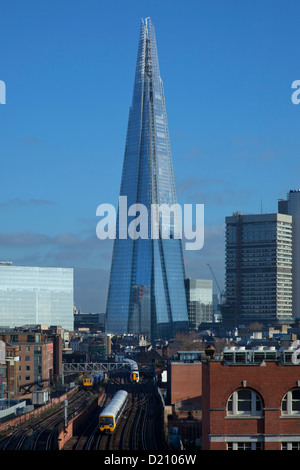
99, 390, 128, 433
83, 371, 104, 388
123, 358, 139, 383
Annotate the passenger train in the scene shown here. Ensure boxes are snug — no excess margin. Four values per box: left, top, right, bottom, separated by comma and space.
123, 358, 139, 383
83, 371, 104, 388
99, 390, 128, 433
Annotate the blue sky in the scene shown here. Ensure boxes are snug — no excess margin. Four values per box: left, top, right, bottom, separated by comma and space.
1, 0, 300, 312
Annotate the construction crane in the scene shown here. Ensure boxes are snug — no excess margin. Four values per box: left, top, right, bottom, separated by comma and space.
207, 263, 224, 303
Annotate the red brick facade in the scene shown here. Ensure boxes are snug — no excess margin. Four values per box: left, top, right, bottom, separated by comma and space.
202, 360, 300, 450
168, 363, 202, 404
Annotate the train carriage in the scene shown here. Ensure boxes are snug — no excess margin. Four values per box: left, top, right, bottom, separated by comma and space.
99, 390, 128, 433
83, 371, 104, 388
123, 358, 139, 383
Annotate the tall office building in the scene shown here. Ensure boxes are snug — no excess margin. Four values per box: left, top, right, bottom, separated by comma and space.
224, 212, 293, 327
278, 189, 300, 319
0, 263, 74, 330
105, 18, 188, 339
185, 278, 213, 329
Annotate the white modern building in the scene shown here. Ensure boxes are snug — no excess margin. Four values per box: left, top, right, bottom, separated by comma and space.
278, 189, 300, 319
185, 278, 213, 328
0, 263, 74, 330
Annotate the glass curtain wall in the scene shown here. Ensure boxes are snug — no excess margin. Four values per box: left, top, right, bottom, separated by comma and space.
106, 18, 188, 339
0, 266, 74, 330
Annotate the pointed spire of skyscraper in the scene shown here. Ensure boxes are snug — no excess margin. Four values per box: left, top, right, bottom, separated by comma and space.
105, 18, 188, 339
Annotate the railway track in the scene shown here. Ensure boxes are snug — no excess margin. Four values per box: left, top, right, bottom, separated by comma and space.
0, 374, 171, 451
0, 388, 94, 450
72, 375, 123, 450
67, 374, 172, 451
0, 374, 169, 451
117, 380, 171, 451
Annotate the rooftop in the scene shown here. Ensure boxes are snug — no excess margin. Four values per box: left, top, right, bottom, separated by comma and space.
221, 344, 300, 365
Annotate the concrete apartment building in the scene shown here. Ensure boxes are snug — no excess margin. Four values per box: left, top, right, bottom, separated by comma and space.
278, 189, 300, 320
224, 212, 293, 328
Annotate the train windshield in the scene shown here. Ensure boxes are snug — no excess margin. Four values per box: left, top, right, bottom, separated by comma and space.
100, 416, 114, 425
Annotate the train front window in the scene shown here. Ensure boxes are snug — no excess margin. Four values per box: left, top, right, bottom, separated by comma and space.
100, 416, 114, 426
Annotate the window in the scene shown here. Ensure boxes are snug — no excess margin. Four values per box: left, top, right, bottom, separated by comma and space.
282, 442, 300, 450
227, 442, 263, 450
282, 389, 300, 415
100, 416, 114, 425
227, 389, 263, 416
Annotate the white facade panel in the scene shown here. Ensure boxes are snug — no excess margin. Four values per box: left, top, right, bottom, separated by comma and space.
288, 190, 300, 318
0, 265, 74, 330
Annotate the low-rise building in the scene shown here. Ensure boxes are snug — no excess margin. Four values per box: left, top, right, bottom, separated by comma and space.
0, 329, 53, 399
202, 345, 300, 450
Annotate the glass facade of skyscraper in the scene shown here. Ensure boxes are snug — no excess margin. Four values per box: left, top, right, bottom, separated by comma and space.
185, 278, 213, 328
105, 18, 188, 339
0, 264, 74, 330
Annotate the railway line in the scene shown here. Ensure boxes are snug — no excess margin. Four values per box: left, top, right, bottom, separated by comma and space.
0, 371, 171, 451
68, 374, 171, 451
0, 388, 95, 450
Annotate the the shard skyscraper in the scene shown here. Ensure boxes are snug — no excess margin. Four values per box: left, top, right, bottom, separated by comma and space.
105, 18, 188, 339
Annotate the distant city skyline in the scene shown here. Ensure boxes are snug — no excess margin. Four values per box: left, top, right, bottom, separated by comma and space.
1, 0, 300, 314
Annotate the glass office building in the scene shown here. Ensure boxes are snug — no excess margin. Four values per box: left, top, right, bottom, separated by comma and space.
0, 264, 74, 330
185, 278, 213, 328
106, 18, 188, 339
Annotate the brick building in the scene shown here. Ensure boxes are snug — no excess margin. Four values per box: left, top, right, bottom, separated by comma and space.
4, 343, 20, 399
202, 346, 300, 450
167, 362, 202, 405
18, 340, 53, 396
0, 329, 53, 398
166, 362, 202, 447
